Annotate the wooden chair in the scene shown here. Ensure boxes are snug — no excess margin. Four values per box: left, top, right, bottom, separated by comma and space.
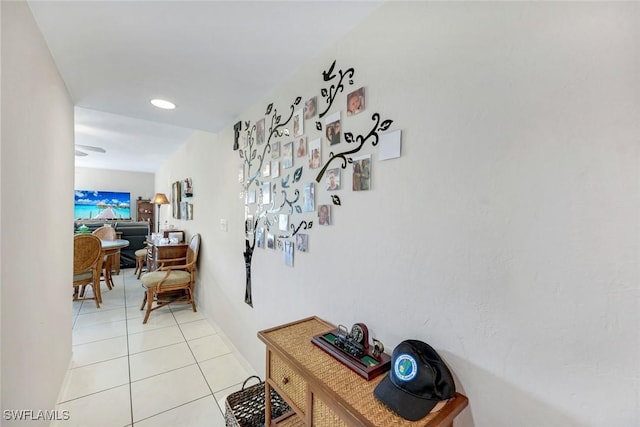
134, 248, 147, 279
92, 225, 117, 289
73, 234, 103, 308
140, 234, 200, 324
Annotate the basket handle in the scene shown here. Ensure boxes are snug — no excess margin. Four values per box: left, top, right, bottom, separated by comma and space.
241, 375, 262, 390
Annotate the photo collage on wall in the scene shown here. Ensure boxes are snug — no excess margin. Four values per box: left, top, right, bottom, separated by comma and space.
240, 62, 402, 271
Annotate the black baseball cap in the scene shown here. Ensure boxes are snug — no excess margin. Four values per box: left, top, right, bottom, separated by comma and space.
373, 340, 456, 421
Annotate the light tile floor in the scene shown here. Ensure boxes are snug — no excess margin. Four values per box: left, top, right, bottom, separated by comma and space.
55, 268, 256, 427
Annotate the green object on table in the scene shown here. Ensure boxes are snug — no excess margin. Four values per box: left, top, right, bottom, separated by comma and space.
76, 225, 91, 234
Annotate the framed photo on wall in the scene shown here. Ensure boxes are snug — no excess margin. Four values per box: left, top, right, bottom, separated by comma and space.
172, 181, 181, 219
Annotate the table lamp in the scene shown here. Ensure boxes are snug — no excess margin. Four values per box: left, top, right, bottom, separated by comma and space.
152, 193, 170, 232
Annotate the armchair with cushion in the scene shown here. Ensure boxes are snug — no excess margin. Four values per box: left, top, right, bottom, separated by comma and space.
140, 233, 200, 324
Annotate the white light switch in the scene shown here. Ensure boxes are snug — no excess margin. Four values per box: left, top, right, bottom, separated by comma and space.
220, 219, 228, 232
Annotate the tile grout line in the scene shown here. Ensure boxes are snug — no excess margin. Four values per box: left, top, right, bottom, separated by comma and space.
120, 271, 135, 427
172, 307, 229, 420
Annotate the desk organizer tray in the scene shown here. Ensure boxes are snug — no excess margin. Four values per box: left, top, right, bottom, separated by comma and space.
311, 329, 391, 380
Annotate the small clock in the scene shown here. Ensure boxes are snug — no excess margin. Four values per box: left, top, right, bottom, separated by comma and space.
350, 323, 370, 349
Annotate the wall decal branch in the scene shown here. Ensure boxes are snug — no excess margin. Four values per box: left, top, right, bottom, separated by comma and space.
319, 60, 355, 118
315, 113, 393, 183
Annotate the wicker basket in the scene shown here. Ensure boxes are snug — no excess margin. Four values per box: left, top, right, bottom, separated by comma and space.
225, 375, 291, 427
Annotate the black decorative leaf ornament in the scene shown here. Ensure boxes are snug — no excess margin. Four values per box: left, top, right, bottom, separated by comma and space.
293, 167, 303, 183
331, 195, 341, 206
321, 88, 328, 97
244, 121, 250, 130
295, 205, 302, 214
347, 158, 353, 164
316, 121, 322, 131
281, 175, 290, 189
308, 221, 313, 229
379, 119, 393, 132
323, 60, 336, 81
345, 132, 354, 143
275, 115, 281, 124
239, 151, 244, 159
266, 103, 273, 115
251, 150, 256, 160
294, 96, 302, 105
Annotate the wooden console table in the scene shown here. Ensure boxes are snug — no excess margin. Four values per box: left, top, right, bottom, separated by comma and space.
146, 241, 188, 271
258, 316, 468, 427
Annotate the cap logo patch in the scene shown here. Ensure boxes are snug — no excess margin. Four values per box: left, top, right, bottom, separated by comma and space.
394, 354, 417, 381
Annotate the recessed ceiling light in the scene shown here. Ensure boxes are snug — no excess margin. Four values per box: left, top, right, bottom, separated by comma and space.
150, 99, 176, 110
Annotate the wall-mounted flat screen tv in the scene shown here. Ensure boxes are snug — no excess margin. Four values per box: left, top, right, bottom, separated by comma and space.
74, 190, 131, 220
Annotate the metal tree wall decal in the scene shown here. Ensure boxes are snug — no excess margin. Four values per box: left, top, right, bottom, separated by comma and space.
238, 60, 395, 307
238, 96, 312, 306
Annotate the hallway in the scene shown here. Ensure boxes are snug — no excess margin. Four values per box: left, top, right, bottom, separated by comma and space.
56, 268, 255, 426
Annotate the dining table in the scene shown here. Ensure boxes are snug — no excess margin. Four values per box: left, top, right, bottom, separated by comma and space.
98, 239, 129, 303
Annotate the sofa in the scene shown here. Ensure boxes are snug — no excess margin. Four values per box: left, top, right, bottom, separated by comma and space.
74, 221, 150, 268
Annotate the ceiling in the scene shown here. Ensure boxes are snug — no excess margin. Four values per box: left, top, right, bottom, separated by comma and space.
27, 1, 383, 173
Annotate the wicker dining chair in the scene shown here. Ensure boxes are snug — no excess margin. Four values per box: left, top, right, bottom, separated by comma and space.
73, 234, 103, 308
140, 233, 200, 324
134, 248, 147, 279
92, 225, 117, 290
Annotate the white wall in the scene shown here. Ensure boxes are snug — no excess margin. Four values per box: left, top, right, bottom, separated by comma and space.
75, 167, 155, 219
157, 2, 639, 426
1, 2, 75, 425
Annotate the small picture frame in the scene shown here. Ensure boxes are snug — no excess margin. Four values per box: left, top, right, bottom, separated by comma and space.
262, 182, 271, 204
279, 214, 289, 231
295, 136, 307, 158
271, 141, 281, 159
180, 201, 188, 219
271, 161, 280, 178
326, 168, 341, 191
256, 227, 265, 248
303, 183, 315, 212
347, 87, 365, 116
352, 155, 371, 191
296, 234, 308, 252
283, 142, 293, 169
267, 233, 275, 249
247, 189, 256, 204
304, 97, 317, 119
318, 204, 331, 226
324, 111, 341, 146
293, 109, 304, 137
284, 240, 294, 267
308, 138, 321, 169
256, 118, 266, 145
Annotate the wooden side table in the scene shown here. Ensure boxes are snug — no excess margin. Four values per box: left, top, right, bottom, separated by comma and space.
258, 316, 468, 427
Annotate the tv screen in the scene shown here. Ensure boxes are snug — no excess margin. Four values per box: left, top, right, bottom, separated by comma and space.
74, 190, 131, 220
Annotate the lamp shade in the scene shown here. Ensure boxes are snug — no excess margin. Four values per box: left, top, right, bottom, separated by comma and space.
152, 193, 170, 205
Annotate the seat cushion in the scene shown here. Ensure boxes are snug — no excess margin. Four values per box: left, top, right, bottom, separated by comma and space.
73, 270, 93, 281
134, 249, 147, 257
141, 270, 191, 288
